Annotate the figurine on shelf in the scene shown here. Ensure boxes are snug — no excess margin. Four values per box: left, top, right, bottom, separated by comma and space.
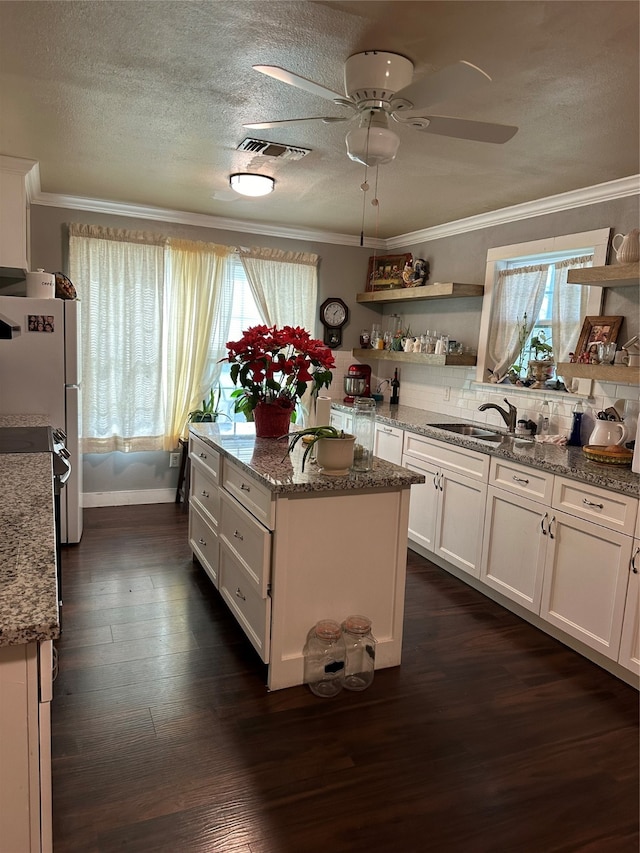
402, 258, 430, 287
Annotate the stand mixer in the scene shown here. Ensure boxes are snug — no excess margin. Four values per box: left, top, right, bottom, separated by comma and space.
343, 363, 372, 403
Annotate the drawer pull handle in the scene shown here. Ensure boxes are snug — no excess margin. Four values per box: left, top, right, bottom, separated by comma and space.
240, 483, 251, 492
540, 512, 548, 535
198, 537, 207, 546
201, 490, 209, 498
512, 475, 529, 485
235, 587, 246, 601
198, 452, 207, 459
233, 530, 244, 541
383, 427, 393, 433
632, 547, 639, 574
582, 498, 604, 509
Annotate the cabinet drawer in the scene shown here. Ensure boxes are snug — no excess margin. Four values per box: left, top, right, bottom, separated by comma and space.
374, 423, 403, 465
403, 432, 489, 481
223, 460, 275, 530
189, 434, 221, 483
189, 503, 219, 588
219, 544, 271, 663
552, 476, 638, 535
489, 457, 554, 503
190, 465, 220, 527
219, 490, 271, 598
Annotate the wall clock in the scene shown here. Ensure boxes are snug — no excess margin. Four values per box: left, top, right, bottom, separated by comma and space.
319, 297, 349, 348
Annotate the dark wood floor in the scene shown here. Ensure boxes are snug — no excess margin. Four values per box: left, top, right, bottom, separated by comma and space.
52, 503, 639, 853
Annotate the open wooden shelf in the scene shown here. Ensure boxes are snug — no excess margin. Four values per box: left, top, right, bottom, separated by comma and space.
557, 362, 640, 384
567, 262, 639, 287
356, 282, 484, 305
353, 348, 477, 367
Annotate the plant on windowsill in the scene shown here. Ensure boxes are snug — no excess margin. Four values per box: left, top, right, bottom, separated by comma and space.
188, 386, 230, 423
284, 425, 355, 473
527, 330, 554, 389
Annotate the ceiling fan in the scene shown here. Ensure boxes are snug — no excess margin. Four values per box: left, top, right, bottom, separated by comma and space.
244, 51, 518, 167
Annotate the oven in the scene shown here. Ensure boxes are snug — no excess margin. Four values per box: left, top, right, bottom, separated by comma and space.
0, 425, 71, 609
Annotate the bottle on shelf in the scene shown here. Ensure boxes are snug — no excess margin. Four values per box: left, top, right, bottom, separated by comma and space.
568, 399, 584, 446
390, 368, 400, 405
538, 400, 551, 436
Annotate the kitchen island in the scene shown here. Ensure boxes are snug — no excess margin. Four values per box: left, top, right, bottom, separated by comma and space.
188, 423, 424, 691
0, 415, 58, 853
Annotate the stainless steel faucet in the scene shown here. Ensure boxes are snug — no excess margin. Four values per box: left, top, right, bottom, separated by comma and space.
478, 397, 518, 433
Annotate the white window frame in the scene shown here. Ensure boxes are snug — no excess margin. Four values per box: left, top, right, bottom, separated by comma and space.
475, 228, 610, 396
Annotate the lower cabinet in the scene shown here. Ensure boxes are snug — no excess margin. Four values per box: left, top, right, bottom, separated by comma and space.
374, 423, 403, 465
619, 539, 640, 675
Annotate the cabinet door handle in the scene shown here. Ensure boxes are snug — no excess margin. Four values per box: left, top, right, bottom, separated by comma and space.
548, 516, 555, 539
241, 483, 251, 492
233, 530, 244, 541
201, 490, 209, 498
383, 427, 393, 434
582, 498, 604, 509
512, 475, 529, 485
540, 512, 548, 535
438, 473, 443, 491
198, 537, 207, 546
632, 547, 639, 574
235, 587, 246, 601
433, 472, 438, 490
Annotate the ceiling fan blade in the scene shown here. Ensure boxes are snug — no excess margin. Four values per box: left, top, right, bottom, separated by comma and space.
253, 65, 346, 103
244, 116, 350, 130
410, 114, 518, 144
392, 60, 492, 111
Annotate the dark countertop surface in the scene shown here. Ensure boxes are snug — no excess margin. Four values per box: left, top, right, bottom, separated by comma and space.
0, 414, 59, 647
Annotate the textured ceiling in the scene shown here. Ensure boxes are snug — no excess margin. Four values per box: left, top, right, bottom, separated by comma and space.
0, 1, 638, 240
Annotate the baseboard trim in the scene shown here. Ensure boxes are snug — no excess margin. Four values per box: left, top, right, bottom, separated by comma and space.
83, 488, 176, 507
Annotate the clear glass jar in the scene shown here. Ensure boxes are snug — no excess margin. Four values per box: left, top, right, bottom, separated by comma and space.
342, 615, 376, 691
303, 620, 346, 697
352, 396, 376, 472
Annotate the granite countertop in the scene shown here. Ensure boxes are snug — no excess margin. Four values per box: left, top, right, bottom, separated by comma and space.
0, 414, 60, 647
190, 423, 425, 492
333, 401, 640, 498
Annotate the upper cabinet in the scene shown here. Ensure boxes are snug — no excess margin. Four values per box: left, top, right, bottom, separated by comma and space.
356, 282, 484, 305
0, 156, 38, 282
567, 263, 639, 287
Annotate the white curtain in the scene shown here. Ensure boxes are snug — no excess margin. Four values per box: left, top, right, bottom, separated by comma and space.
487, 264, 549, 382
70, 224, 168, 453
69, 225, 234, 452
552, 255, 592, 392
239, 247, 320, 421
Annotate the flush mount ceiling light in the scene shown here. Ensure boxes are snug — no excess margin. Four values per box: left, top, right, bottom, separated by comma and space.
229, 173, 275, 197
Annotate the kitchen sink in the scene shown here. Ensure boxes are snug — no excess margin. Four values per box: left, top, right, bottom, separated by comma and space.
428, 423, 506, 442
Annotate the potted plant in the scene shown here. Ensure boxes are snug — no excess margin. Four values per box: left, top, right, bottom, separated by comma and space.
188, 386, 230, 423
222, 325, 335, 437
527, 330, 554, 388
285, 425, 355, 474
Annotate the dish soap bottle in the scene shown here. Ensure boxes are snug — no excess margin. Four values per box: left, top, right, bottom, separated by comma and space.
538, 400, 551, 436
390, 368, 400, 405
568, 399, 584, 446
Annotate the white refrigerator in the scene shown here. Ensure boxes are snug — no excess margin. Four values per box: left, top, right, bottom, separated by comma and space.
0, 294, 83, 543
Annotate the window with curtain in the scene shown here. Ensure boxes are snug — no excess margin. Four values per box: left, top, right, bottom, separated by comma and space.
68, 227, 320, 450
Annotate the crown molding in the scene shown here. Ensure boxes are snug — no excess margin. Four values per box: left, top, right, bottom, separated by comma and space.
29, 174, 638, 251
31, 190, 385, 249
386, 175, 640, 249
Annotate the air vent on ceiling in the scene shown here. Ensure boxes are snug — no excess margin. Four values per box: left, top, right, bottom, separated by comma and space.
237, 138, 311, 160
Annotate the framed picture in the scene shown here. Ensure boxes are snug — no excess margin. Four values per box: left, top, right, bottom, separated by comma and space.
574, 315, 623, 358
366, 253, 413, 291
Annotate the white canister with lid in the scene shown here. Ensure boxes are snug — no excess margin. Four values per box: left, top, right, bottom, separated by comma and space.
26, 269, 55, 299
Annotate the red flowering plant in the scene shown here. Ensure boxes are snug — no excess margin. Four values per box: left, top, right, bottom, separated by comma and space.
224, 325, 335, 420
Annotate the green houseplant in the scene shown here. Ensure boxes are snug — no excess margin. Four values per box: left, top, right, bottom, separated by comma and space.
284, 425, 355, 473
188, 386, 230, 423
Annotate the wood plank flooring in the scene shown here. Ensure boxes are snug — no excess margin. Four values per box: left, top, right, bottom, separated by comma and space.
52, 504, 639, 853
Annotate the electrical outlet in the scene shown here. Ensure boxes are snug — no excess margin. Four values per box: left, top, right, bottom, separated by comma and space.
169, 452, 181, 468
443, 386, 451, 401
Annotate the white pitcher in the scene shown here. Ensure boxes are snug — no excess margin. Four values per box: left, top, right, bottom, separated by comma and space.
588, 419, 628, 446
612, 229, 640, 263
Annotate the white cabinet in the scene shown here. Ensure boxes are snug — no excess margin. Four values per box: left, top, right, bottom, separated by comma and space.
188, 434, 222, 588
0, 155, 36, 277
403, 434, 489, 578
540, 477, 637, 661
374, 423, 403, 465
480, 458, 554, 613
0, 640, 53, 853
618, 539, 640, 675
329, 408, 353, 434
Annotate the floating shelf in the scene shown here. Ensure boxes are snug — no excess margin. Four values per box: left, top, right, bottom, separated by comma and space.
557, 362, 640, 384
356, 282, 484, 305
567, 263, 639, 287
353, 348, 477, 367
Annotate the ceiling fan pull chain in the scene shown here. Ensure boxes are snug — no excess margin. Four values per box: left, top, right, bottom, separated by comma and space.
360, 164, 370, 247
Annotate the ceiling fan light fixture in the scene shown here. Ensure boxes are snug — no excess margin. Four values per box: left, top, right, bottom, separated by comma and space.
346, 124, 401, 167
229, 173, 275, 197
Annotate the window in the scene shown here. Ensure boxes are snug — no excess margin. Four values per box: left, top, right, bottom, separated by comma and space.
476, 228, 610, 392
